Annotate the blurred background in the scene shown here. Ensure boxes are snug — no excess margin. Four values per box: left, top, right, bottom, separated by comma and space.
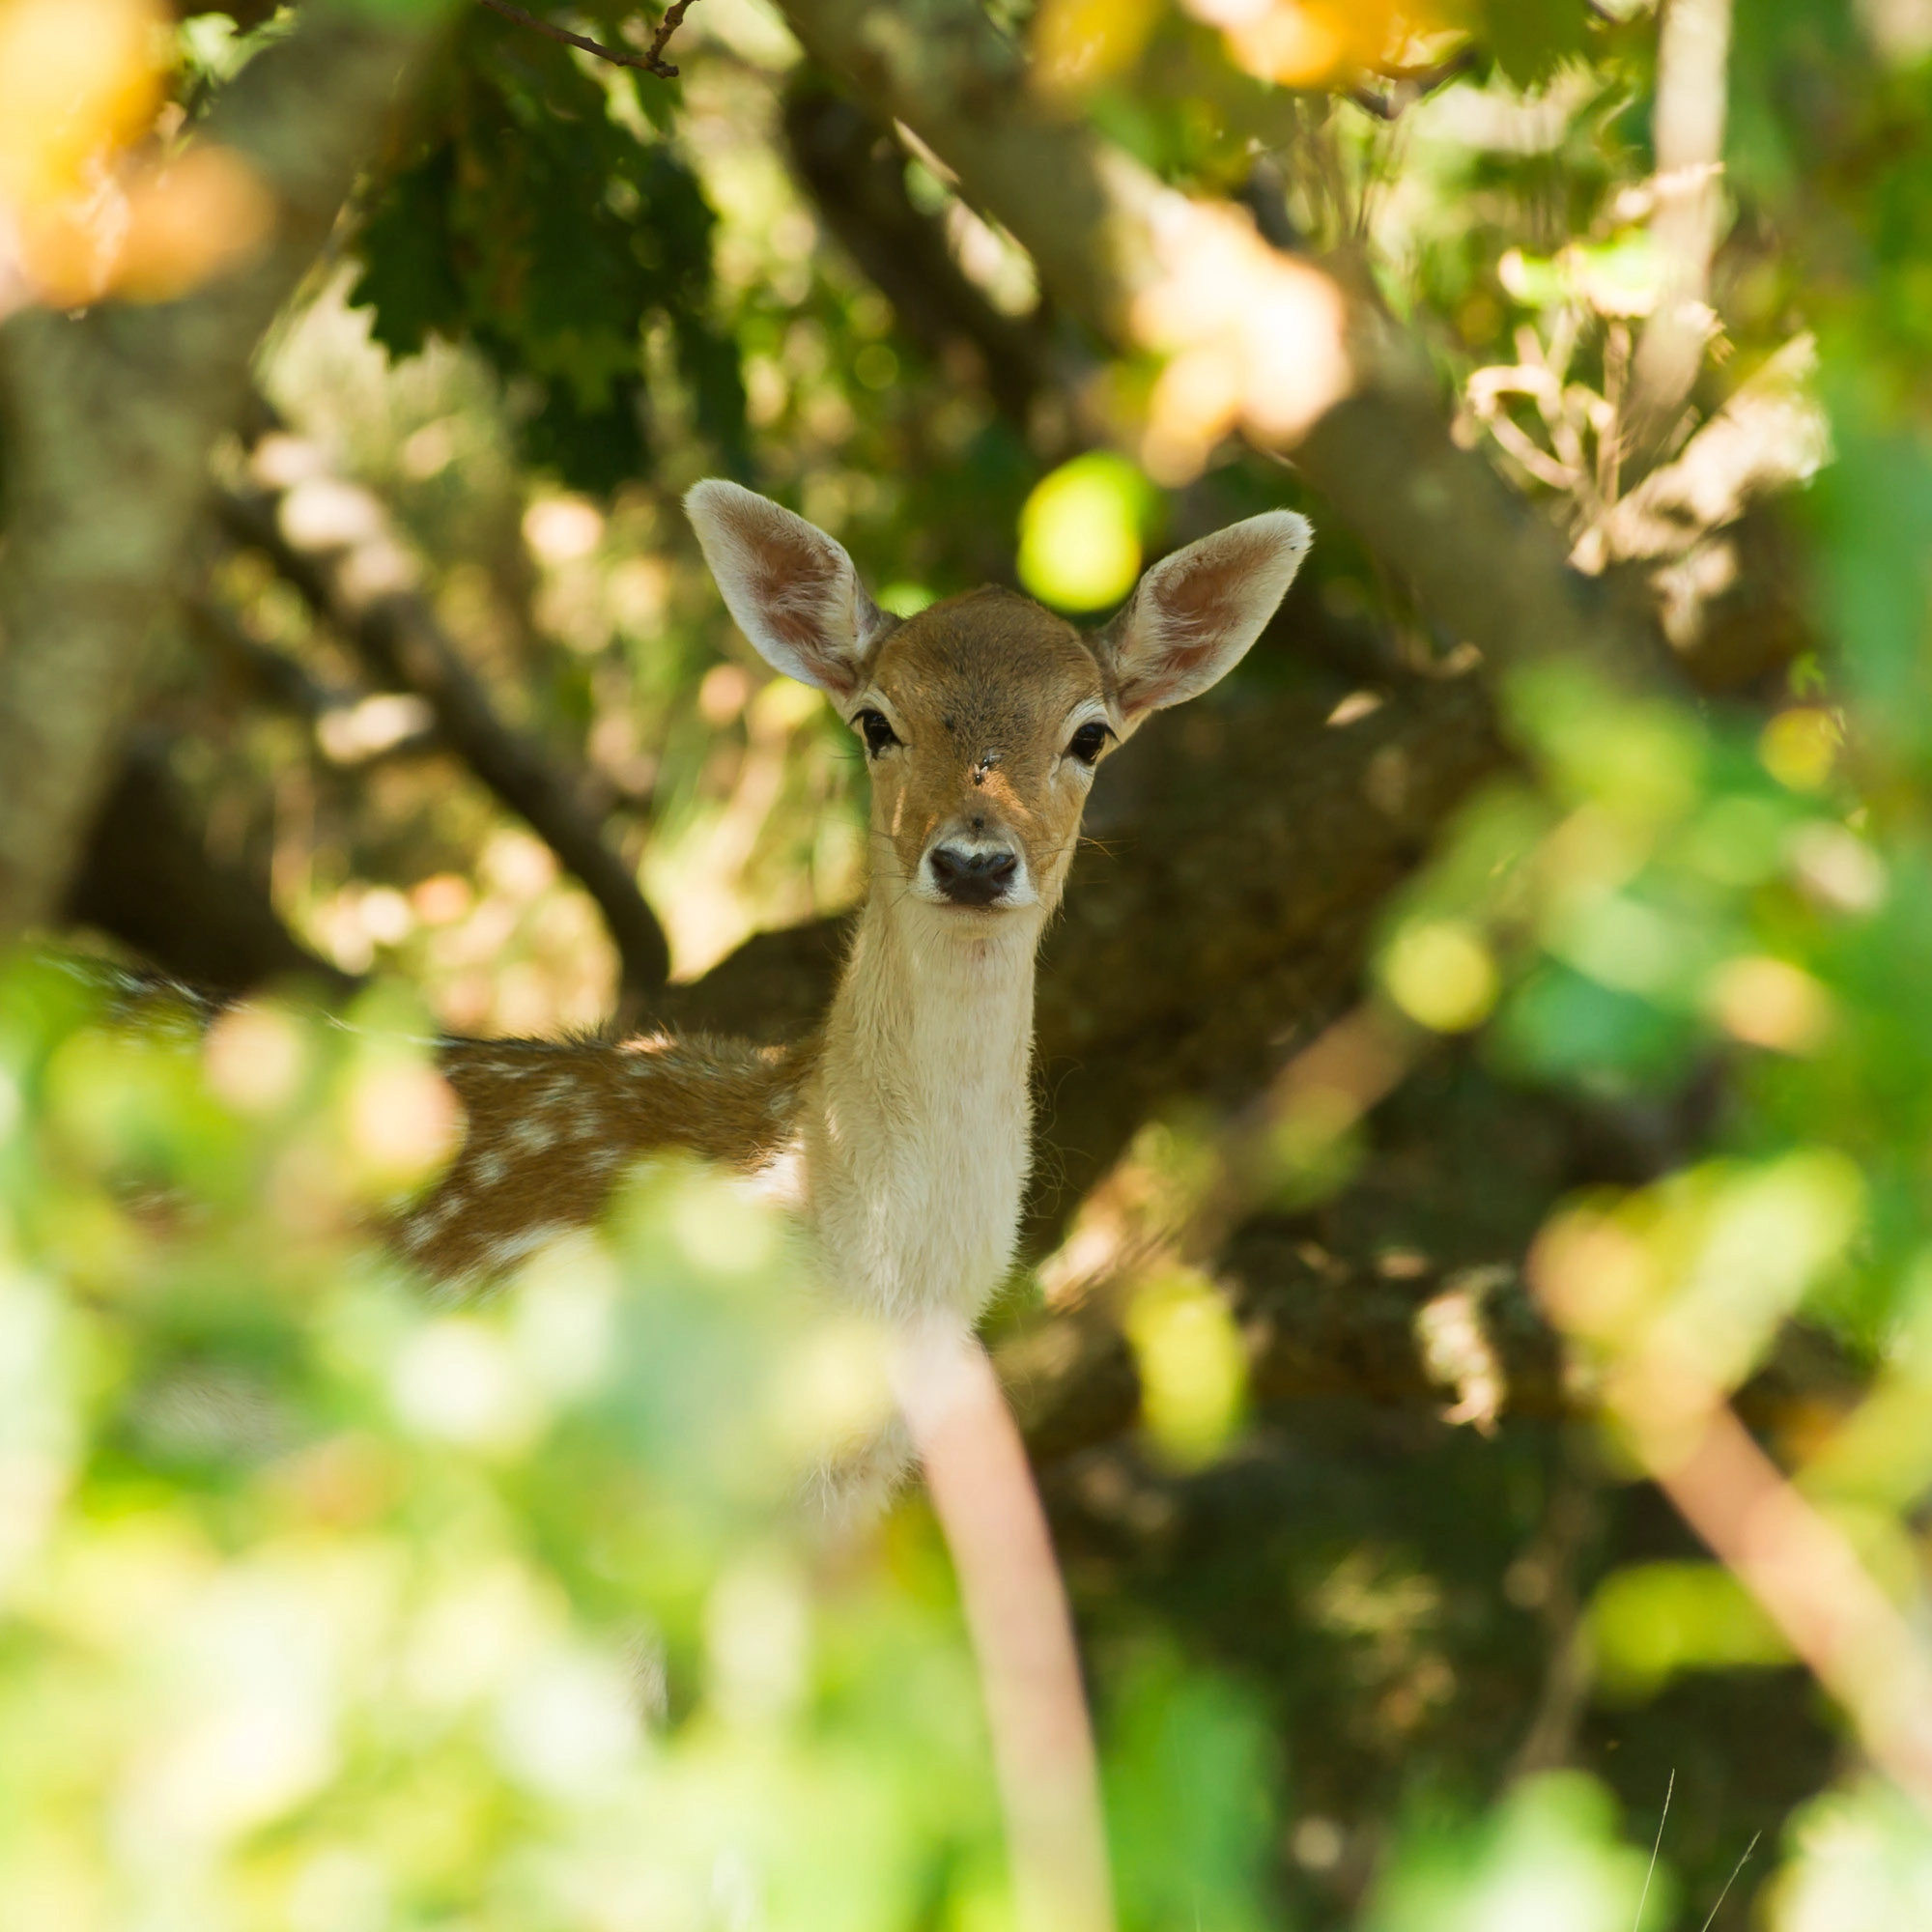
3, 0, 1932, 1925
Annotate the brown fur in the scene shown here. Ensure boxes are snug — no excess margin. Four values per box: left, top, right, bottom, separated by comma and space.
394, 485, 1310, 1309
400, 1031, 808, 1289
855, 587, 1107, 917
397, 589, 1111, 1293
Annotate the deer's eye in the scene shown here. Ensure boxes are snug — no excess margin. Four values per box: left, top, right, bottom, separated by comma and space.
855, 708, 900, 756
1066, 721, 1111, 766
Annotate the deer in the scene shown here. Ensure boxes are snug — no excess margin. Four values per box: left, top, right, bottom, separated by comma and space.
397, 481, 1311, 1485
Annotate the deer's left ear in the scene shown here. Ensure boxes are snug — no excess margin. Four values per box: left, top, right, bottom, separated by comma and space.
1095, 510, 1312, 732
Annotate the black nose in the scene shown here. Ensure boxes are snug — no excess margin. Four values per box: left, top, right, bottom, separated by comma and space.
928, 844, 1018, 906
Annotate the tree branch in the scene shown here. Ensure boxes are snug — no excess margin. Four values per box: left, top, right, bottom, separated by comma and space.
472, 0, 699, 79
781, 78, 1062, 437
0, 1, 449, 946
1627, 0, 1734, 460
1002, 1099, 1860, 1466
1349, 45, 1478, 121
67, 732, 358, 997
214, 484, 672, 1001
188, 591, 443, 764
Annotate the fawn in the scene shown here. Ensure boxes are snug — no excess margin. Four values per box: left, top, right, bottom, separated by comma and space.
400, 482, 1311, 1358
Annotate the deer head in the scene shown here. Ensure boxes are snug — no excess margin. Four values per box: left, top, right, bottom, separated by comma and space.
685, 480, 1311, 923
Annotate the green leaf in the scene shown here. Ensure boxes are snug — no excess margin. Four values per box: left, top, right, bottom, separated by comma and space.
346, 145, 463, 358
344, 12, 745, 493
1476, 0, 1595, 87
1366, 1774, 1671, 1932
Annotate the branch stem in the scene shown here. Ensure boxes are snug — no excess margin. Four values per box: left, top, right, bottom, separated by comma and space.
894, 1332, 1116, 1932
215, 484, 671, 1000
473, 0, 697, 77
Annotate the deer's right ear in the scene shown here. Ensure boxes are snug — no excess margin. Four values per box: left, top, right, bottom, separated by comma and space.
685, 480, 893, 700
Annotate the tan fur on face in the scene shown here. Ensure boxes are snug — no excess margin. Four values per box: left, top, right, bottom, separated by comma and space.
855, 587, 1109, 914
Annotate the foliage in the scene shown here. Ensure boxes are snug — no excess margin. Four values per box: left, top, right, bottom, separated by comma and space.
1362, 1772, 1668, 1932
0, 960, 1009, 1926
348, 9, 748, 492
11, 0, 1932, 1925
0, 959, 1302, 1927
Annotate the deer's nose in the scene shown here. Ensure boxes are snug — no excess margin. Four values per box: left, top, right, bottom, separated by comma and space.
928, 843, 1018, 906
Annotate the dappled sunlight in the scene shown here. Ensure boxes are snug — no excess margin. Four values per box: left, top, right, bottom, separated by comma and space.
255, 273, 871, 1023
1122, 1268, 1249, 1468
1132, 194, 1352, 483
1182, 0, 1459, 89
1016, 453, 1152, 613
645, 675, 845, 980
0, 0, 272, 313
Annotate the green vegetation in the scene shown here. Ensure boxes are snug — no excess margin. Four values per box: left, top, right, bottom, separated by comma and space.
7, 0, 1932, 1925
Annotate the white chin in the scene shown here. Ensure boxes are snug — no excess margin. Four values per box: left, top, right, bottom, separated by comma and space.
915, 889, 1031, 915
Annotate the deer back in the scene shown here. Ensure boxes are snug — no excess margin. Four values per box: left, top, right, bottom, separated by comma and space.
398, 1031, 807, 1290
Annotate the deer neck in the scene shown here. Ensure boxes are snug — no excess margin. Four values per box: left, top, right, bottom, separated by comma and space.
801, 885, 1042, 1323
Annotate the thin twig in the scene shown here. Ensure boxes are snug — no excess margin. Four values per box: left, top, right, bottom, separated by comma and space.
894, 1333, 1116, 1932
1369, 46, 1480, 85
473, 0, 698, 79
1507, 1464, 1601, 1779
1350, 45, 1477, 120
1634, 1770, 1673, 1932
1635, 1395, 1932, 1815
641, 0, 701, 73
1696, 1832, 1760, 1932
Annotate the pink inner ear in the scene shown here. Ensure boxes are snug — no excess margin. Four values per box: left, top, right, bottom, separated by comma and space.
1151, 565, 1241, 659
737, 505, 861, 686
753, 541, 840, 654
1163, 526, 1282, 636
1118, 533, 1270, 709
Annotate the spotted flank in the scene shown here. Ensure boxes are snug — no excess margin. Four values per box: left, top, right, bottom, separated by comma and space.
397, 1029, 810, 1289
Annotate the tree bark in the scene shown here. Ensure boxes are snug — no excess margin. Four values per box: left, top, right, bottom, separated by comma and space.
781, 79, 1061, 438
0, 2, 449, 945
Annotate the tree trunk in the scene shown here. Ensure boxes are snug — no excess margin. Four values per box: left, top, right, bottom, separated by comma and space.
0, 3, 446, 944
